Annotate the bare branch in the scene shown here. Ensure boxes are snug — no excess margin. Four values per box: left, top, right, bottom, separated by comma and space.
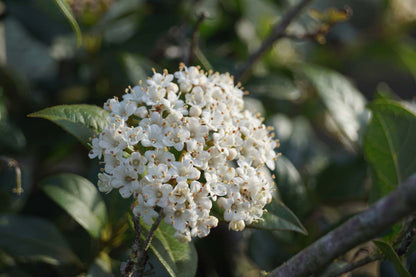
234, 0, 313, 82
269, 174, 416, 277
136, 212, 164, 276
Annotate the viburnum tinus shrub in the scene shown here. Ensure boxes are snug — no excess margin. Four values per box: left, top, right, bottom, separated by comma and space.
89, 64, 278, 242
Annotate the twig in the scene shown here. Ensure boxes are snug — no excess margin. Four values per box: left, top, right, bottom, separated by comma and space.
121, 216, 142, 277
325, 253, 382, 277
395, 215, 416, 256
187, 12, 208, 66
234, 0, 313, 82
121, 212, 164, 277
136, 212, 164, 276
269, 174, 416, 277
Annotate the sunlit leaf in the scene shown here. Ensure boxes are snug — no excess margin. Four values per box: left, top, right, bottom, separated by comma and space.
0, 214, 80, 265
40, 173, 108, 239
249, 198, 308, 235
141, 220, 197, 277
309, 7, 351, 24
364, 100, 416, 202
301, 65, 369, 148
53, 0, 82, 46
28, 104, 110, 147
374, 240, 411, 277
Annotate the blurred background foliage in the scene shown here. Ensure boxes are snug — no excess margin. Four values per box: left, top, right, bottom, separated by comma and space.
0, 0, 415, 276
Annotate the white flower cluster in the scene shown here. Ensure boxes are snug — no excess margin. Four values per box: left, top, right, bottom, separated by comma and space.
89, 64, 278, 242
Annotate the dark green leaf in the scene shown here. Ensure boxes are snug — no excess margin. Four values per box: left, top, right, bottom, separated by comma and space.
398, 43, 416, 83
0, 214, 80, 265
249, 198, 308, 235
374, 240, 411, 277
121, 53, 155, 85
315, 155, 368, 203
53, 0, 82, 46
301, 65, 369, 147
40, 173, 108, 239
0, 120, 26, 152
364, 100, 416, 202
28, 104, 110, 147
141, 220, 197, 277
275, 156, 309, 217
87, 252, 112, 277
272, 115, 328, 173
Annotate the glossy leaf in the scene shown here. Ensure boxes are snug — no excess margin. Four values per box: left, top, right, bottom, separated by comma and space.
0, 214, 80, 265
53, 0, 82, 46
275, 155, 309, 217
364, 100, 416, 202
374, 240, 411, 277
249, 198, 308, 235
40, 173, 108, 239
141, 220, 197, 277
301, 65, 369, 146
28, 104, 109, 147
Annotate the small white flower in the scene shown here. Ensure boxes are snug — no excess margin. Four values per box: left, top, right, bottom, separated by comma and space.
89, 64, 278, 241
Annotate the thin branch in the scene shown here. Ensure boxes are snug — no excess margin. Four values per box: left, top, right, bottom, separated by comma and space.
234, 0, 313, 82
395, 215, 416, 256
187, 12, 208, 66
326, 253, 382, 277
269, 174, 416, 277
143, 212, 164, 251
120, 216, 142, 277
136, 212, 164, 277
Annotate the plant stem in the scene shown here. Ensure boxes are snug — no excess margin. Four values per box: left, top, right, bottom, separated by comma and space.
269, 174, 416, 277
234, 0, 313, 82
136, 212, 164, 276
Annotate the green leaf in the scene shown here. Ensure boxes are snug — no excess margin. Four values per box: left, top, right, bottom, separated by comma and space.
0, 214, 80, 265
53, 0, 82, 46
246, 75, 301, 101
141, 220, 197, 277
301, 65, 369, 147
28, 104, 110, 147
275, 156, 309, 217
374, 240, 411, 277
315, 155, 368, 203
398, 43, 416, 83
40, 173, 108, 239
0, 120, 26, 152
120, 53, 155, 85
87, 252, 112, 277
364, 100, 416, 202
249, 198, 308, 235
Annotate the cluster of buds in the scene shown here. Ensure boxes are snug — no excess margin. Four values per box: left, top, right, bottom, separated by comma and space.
89, 64, 278, 242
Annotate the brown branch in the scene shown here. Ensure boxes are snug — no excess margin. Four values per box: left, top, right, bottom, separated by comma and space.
269, 174, 416, 277
187, 12, 208, 66
234, 0, 313, 82
136, 212, 164, 277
